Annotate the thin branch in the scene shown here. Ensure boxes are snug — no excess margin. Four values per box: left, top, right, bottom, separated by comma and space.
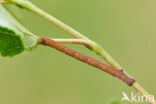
53, 38, 88, 44
38, 37, 135, 86
4, 0, 88, 39
53, 38, 92, 48
132, 82, 155, 104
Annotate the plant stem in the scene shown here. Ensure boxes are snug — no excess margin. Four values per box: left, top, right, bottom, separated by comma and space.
53, 39, 92, 48
5, 0, 88, 39
7, 0, 155, 103
38, 37, 135, 86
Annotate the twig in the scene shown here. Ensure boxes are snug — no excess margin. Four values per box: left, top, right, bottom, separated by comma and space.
4, 0, 88, 39
38, 37, 135, 86
53, 38, 92, 48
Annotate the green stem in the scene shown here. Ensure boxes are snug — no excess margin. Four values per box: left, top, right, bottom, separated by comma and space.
53, 38, 90, 45
7, 0, 155, 103
5, 0, 88, 39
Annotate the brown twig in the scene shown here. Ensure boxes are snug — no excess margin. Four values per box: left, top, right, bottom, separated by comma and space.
38, 37, 135, 86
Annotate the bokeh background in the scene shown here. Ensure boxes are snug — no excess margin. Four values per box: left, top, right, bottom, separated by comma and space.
0, 0, 156, 104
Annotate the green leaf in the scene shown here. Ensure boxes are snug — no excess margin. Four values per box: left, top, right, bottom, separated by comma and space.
0, 4, 37, 57
0, 27, 24, 57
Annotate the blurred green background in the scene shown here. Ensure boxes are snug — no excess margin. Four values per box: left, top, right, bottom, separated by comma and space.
0, 0, 156, 104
